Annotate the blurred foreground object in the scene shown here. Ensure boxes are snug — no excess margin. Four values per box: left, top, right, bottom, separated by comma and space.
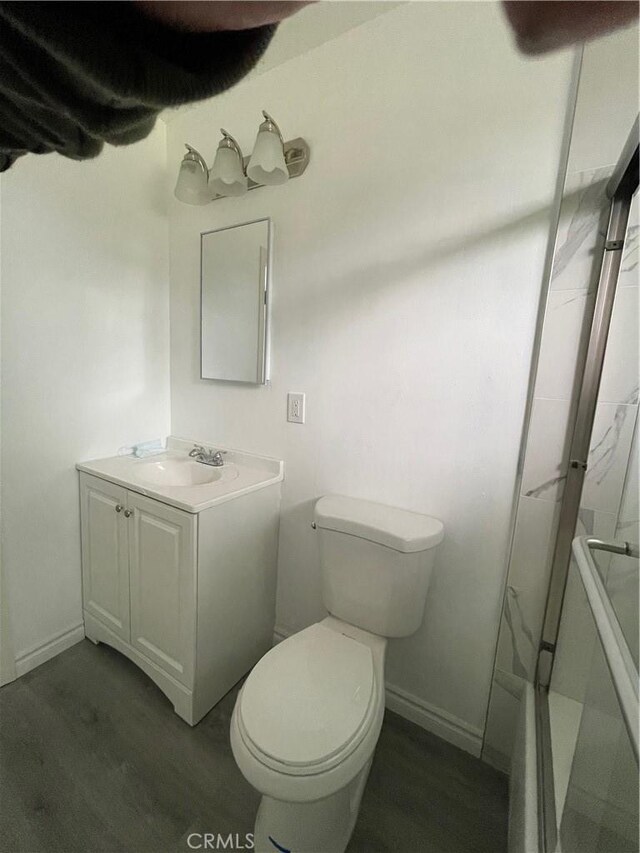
0, 0, 636, 173
503, 1, 638, 54
135, 1, 311, 32
0, 1, 279, 171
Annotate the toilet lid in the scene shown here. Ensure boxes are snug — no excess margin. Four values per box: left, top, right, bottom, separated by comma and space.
238, 623, 375, 768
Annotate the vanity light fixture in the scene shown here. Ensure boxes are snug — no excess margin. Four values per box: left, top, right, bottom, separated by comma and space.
173, 144, 209, 205
174, 110, 310, 204
247, 111, 289, 186
209, 129, 248, 197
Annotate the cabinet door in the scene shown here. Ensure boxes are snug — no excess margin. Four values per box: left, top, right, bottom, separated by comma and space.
80, 474, 130, 641
127, 493, 196, 687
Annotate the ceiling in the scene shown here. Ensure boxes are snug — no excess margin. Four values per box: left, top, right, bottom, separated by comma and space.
161, 1, 405, 123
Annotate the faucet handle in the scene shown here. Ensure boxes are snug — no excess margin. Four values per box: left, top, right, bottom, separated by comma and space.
189, 445, 204, 457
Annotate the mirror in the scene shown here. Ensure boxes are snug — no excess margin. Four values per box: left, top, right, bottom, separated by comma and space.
200, 218, 271, 384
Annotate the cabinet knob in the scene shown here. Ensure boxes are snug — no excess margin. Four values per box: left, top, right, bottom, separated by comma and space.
124, 509, 133, 518
115, 504, 123, 513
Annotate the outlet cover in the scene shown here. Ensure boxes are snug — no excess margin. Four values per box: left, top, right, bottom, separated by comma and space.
287, 392, 305, 424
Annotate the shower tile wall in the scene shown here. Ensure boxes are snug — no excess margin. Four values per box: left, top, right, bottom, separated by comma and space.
483, 178, 639, 772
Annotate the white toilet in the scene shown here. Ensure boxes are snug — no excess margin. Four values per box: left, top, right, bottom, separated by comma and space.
230, 495, 444, 853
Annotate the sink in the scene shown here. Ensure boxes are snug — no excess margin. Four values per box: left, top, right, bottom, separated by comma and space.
136, 458, 228, 487
77, 437, 283, 513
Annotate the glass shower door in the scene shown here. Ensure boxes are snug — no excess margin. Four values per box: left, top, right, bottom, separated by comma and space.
551, 546, 638, 853
540, 161, 638, 852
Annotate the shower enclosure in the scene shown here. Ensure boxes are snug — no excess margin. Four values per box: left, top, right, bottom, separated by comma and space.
515, 119, 639, 852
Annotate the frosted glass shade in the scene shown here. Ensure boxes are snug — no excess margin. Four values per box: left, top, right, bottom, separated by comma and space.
247, 129, 289, 186
174, 158, 209, 205
209, 146, 248, 197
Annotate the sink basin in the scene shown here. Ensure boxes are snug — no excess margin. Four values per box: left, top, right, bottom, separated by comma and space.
136, 458, 227, 487
77, 438, 283, 513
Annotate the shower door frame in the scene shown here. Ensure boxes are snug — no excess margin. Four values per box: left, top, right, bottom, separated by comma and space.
533, 116, 639, 853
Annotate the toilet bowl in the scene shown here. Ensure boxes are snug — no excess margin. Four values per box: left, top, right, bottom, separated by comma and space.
231, 617, 386, 852
230, 495, 444, 853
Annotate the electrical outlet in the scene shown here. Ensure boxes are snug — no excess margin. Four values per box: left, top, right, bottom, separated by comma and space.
287, 392, 305, 424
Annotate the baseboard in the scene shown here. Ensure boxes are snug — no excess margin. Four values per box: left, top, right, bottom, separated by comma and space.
479, 743, 511, 775
385, 682, 483, 757
273, 625, 289, 644
15, 623, 85, 678
274, 625, 483, 757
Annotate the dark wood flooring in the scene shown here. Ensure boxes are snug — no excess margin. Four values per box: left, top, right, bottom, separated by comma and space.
0, 640, 507, 852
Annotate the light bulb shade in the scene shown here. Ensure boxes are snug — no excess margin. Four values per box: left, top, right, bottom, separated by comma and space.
247, 128, 289, 186
174, 157, 209, 205
209, 146, 248, 197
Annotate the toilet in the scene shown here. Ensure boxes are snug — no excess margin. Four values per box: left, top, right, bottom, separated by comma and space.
230, 495, 444, 853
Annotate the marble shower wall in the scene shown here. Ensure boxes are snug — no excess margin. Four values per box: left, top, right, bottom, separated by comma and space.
483, 177, 639, 773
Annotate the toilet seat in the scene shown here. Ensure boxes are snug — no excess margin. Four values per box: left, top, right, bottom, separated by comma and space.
237, 623, 377, 776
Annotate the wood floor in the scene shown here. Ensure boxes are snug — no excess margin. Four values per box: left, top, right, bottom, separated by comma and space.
1, 640, 508, 853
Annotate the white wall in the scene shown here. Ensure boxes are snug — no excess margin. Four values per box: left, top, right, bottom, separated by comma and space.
1, 126, 171, 670
568, 26, 640, 173
167, 2, 573, 746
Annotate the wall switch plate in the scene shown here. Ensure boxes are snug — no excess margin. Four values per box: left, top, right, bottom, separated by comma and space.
287, 392, 305, 424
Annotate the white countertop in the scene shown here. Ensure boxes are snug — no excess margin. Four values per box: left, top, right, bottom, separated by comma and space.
77, 436, 284, 514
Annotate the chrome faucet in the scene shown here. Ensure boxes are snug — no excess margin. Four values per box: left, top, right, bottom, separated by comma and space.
189, 445, 225, 467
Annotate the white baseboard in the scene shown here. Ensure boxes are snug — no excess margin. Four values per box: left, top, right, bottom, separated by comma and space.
273, 625, 289, 644
273, 625, 483, 757
481, 743, 512, 775
15, 623, 85, 678
385, 682, 483, 757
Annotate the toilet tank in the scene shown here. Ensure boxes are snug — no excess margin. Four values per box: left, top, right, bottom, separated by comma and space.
314, 495, 444, 638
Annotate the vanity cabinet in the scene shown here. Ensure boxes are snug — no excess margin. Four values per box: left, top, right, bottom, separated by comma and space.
79, 470, 280, 725
127, 492, 195, 687
80, 477, 131, 643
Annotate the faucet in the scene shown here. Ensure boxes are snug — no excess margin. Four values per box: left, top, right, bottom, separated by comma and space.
189, 445, 225, 467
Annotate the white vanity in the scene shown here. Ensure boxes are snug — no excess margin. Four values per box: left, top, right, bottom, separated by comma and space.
76, 437, 283, 725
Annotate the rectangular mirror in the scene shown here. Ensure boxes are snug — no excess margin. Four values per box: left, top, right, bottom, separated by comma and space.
200, 218, 271, 384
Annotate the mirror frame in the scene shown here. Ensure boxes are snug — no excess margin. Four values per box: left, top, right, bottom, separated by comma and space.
199, 217, 272, 385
